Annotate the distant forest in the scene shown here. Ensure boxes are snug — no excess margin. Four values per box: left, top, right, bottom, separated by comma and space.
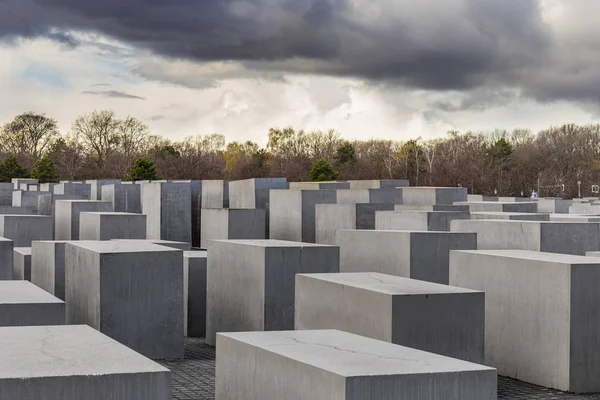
1, 110, 598, 198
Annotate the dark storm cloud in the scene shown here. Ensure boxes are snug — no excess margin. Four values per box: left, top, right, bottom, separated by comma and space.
81, 90, 145, 100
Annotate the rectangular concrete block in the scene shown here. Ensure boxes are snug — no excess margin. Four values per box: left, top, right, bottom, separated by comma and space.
0, 238, 13, 280
450, 219, 600, 255
454, 201, 538, 213
79, 212, 147, 240
0, 324, 171, 399
202, 180, 229, 208
348, 179, 409, 189
12, 190, 50, 212
53, 182, 91, 198
101, 183, 142, 213
550, 214, 600, 222
0, 281, 64, 326
538, 198, 571, 214
375, 210, 471, 231
206, 239, 340, 346
395, 204, 471, 212
336, 229, 477, 284
450, 250, 600, 392
200, 208, 266, 249
0, 215, 53, 246
0, 205, 35, 214
111, 239, 191, 250
31, 241, 67, 300
315, 203, 395, 245
12, 178, 37, 190
55, 200, 113, 240
184, 251, 207, 337
402, 187, 467, 205
37, 193, 89, 216
13, 247, 31, 281
470, 212, 550, 221
86, 179, 121, 200
39, 182, 57, 192
295, 272, 484, 363
216, 330, 497, 400
229, 178, 288, 209
65, 241, 184, 359
142, 182, 191, 243
569, 202, 600, 214
0, 189, 14, 206
289, 181, 350, 190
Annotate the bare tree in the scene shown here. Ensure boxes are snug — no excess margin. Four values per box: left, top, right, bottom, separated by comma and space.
0, 112, 59, 159
72, 110, 120, 169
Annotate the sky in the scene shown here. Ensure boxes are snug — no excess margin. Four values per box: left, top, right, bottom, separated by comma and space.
0, 0, 599, 144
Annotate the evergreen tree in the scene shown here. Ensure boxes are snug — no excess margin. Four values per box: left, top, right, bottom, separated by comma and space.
309, 159, 338, 182
335, 141, 356, 164
31, 156, 59, 183
0, 156, 28, 182
125, 156, 160, 181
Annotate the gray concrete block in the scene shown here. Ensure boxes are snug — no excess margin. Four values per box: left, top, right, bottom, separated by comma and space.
402, 187, 467, 205
0, 183, 13, 191
55, 200, 113, 240
0, 215, 53, 246
375, 210, 471, 231
170, 180, 203, 247
289, 181, 350, 190
216, 329, 497, 400
0, 238, 13, 280
86, 179, 122, 200
101, 183, 142, 213
333, 188, 403, 205
79, 212, 147, 240
270, 189, 337, 242
454, 201, 538, 213
336, 229, 477, 284
498, 196, 533, 202
538, 198, 572, 214
569, 202, 600, 214
39, 182, 57, 192
550, 214, 600, 222
0, 281, 64, 326
13, 247, 31, 281
142, 182, 191, 243
37, 193, 89, 217
111, 239, 191, 250
470, 212, 550, 221
348, 179, 409, 189
12, 178, 37, 190
200, 208, 266, 249
229, 178, 288, 209
450, 249, 600, 392
0, 324, 171, 399
184, 251, 207, 337
31, 241, 67, 300
395, 203, 471, 212
367, 188, 404, 204
12, 190, 50, 213
0, 205, 35, 214
202, 180, 229, 208
315, 203, 395, 245
0, 189, 14, 206
65, 241, 184, 359
53, 182, 91, 198
295, 273, 484, 363
206, 239, 340, 346
450, 219, 600, 255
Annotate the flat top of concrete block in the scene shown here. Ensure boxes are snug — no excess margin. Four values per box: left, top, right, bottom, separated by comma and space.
68, 241, 181, 254
56, 200, 110, 204
14, 247, 31, 256
210, 239, 338, 248
0, 325, 168, 379
219, 330, 494, 377
455, 219, 596, 225
111, 239, 190, 247
0, 214, 51, 219
298, 273, 480, 295
0, 237, 11, 242
0, 281, 63, 304
471, 212, 548, 216
338, 229, 472, 236
454, 249, 600, 265
184, 250, 207, 258
32, 240, 68, 245
456, 201, 537, 205
81, 212, 143, 216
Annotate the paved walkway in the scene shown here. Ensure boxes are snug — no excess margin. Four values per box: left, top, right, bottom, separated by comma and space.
161, 338, 600, 400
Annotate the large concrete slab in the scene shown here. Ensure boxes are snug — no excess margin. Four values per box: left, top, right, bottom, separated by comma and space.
65, 241, 184, 360
0, 214, 53, 246
0, 281, 64, 326
12, 190, 50, 212
142, 182, 191, 243
348, 179, 409, 189
13, 247, 31, 281
470, 212, 550, 221
200, 209, 266, 249
295, 272, 484, 363
53, 182, 91, 198
31, 240, 67, 300
451, 219, 600, 255
55, 200, 112, 240
229, 178, 288, 209
450, 250, 600, 392
375, 210, 471, 231
454, 201, 538, 213
569, 202, 600, 214
336, 229, 477, 284
537, 198, 571, 214
315, 203, 395, 244
184, 251, 207, 337
86, 179, 121, 200
101, 183, 142, 213
202, 180, 229, 208
0, 238, 13, 280
402, 187, 467, 205
289, 181, 350, 190
206, 239, 340, 346
0, 324, 170, 399
216, 329, 497, 400
79, 212, 147, 240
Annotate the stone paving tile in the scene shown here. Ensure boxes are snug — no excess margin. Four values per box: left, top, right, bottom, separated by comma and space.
162, 338, 600, 400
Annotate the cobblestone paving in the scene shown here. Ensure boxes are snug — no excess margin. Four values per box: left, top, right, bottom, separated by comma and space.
161, 338, 600, 400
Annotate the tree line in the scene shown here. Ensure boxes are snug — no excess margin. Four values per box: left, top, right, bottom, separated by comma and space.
1, 110, 599, 198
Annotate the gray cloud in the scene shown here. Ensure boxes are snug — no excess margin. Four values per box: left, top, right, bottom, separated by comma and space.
81, 90, 145, 100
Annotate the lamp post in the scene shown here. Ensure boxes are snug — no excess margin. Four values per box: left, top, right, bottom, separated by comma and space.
578, 181, 582, 198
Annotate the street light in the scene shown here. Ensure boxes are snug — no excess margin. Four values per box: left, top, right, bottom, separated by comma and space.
578, 181, 582, 198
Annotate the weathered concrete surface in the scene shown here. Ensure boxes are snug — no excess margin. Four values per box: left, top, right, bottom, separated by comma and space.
470, 212, 550, 221
450, 250, 600, 393
348, 179, 409, 189
12, 190, 50, 213
402, 187, 468, 205
79, 212, 147, 240
0, 324, 171, 399
0, 281, 64, 326
0, 215, 53, 246
13, 247, 31, 281
142, 182, 191, 243
101, 183, 142, 213
201, 180, 229, 209
206, 239, 340, 346
0, 238, 13, 280
55, 200, 113, 240
216, 330, 497, 400
375, 210, 471, 231
450, 219, 600, 255
454, 201, 538, 213
184, 251, 207, 337
336, 229, 477, 284
200, 209, 266, 249
31, 241, 67, 300
65, 241, 184, 360
86, 179, 121, 200
295, 272, 484, 363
